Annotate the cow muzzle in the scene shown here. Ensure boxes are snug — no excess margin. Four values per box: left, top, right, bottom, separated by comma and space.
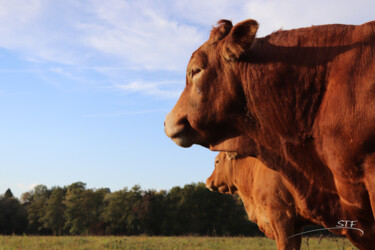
164, 112, 193, 148
206, 179, 216, 191
206, 179, 230, 193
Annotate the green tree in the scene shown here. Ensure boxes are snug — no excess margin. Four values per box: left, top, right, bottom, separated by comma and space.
103, 185, 143, 235
64, 182, 87, 235
134, 190, 167, 235
41, 187, 66, 235
14, 182, 263, 236
87, 188, 110, 235
64, 182, 108, 235
0, 189, 28, 234
162, 186, 185, 235
20, 191, 33, 204
24, 185, 51, 234
4, 188, 13, 198
162, 182, 260, 236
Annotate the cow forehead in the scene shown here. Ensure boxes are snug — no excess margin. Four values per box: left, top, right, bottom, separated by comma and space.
189, 50, 208, 69
216, 152, 225, 162
188, 41, 217, 68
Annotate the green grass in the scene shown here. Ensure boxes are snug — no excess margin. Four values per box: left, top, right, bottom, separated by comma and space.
0, 236, 355, 249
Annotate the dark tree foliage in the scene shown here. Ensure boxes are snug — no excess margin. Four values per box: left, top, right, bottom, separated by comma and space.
24, 185, 52, 235
41, 187, 66, 235
103, 185, 143, 235
1, 182, 262, 236
64, 182, 88, 235
4, 188, 13, 199
160, 183, 260, 236
134, 190, 167, 235
64, 182, 108, 235
0, 189, 28, 234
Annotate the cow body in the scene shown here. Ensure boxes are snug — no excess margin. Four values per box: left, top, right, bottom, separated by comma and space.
165, 19, 375, 249
207, 152, 311, 250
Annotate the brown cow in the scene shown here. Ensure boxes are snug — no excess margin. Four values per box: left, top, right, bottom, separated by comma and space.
165, 19, 375, 249
207, 152, 312, 250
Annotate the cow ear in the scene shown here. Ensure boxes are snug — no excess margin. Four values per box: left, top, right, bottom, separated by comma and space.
225, 152, 238, 160
222, 19, 259, 61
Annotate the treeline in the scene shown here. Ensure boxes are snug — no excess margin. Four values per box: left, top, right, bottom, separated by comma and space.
0, 182, 262, 236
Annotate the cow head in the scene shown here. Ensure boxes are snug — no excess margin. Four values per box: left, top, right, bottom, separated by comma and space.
206, 152, 238, 194
164, 19, 259, 154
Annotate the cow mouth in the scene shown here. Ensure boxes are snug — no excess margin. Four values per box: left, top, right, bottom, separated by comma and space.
208, 184, 229, 193
218, 185, 230, 193
172, 137, 193, 148
206, 180, 235, 194
170, 132, 193, 148
165, 113, 210, 148
165, 114, 194, 148
165, 121, 209, 148
172, 125, 214, 149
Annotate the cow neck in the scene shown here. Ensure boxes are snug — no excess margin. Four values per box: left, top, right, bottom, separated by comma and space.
258, 141, 346, 228
227, 36, 347, 227
231, 157, 253, 198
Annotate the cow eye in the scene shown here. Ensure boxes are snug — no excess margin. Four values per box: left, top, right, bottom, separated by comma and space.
191, 68, 202, 78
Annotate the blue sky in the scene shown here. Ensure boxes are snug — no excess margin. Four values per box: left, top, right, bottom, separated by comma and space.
1, 0, 374, 198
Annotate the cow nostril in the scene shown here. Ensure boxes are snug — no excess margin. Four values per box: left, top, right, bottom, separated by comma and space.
165, 113, 187, 137
206, 180, 216, 191
229, 186, 238, 194
206, 179, 212, 187
177, 116, 189, 126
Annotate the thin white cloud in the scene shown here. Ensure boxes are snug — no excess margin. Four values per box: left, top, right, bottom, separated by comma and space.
0, 1, 42, 50
1, 1, 373, 67
84, 109, 170, 118
0, 69, 42, 73
80, 0, 205, 71
0, 0, 206, 70
17, 183, 38, 192
244, 0, 375, 36
0, 1, 85, 64
115, 80, 183, 99
0, 0, 373, 98
0, 90, 32, 96
48, 67, 100, 86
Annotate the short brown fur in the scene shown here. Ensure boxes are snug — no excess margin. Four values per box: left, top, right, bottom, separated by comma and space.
207, 152, 312, 250
165, 19, 375, 249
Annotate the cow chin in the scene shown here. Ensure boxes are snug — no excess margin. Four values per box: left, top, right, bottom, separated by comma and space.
171, 135, 193, 148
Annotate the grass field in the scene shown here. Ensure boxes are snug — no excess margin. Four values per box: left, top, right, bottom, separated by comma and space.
0, 236, 355, 249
